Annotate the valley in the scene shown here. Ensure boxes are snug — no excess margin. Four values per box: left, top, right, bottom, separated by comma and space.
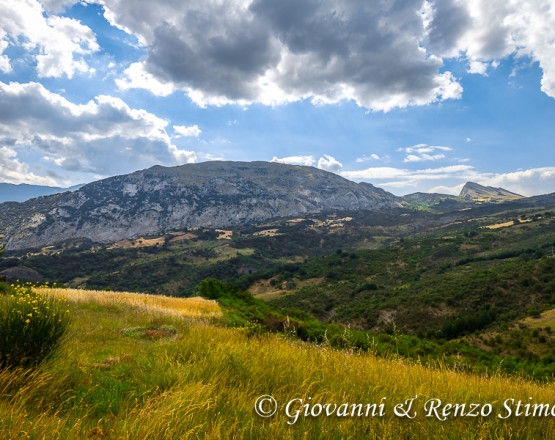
1, 173, 554, 380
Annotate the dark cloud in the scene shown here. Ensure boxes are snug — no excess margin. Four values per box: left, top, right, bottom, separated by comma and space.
425, 0, 470, 56
110, 0, 461, 109
146, 13, 280, 100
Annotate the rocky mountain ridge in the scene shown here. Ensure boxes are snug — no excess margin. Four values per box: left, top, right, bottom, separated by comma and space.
459, 182, 523, 200
0, 161, 400, 250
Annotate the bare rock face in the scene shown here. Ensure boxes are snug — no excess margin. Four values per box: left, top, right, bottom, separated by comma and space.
459, 182, 523, 201
0, 161, 401, 250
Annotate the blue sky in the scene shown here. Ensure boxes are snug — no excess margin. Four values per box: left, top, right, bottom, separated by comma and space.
0, 0, 554, 196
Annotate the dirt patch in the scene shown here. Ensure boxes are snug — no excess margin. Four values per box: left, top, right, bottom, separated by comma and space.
169, 233, 197, 242
109, 236, 165, 249
215, 229, 233, 240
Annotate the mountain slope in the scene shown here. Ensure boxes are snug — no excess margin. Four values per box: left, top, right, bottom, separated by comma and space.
459, 182, 523, 200
402, 192, 460, 206
0, 161, 400, 250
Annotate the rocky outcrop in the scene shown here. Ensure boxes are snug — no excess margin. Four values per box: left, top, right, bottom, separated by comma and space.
0, 161, 400, 250
459, 182, 523, 200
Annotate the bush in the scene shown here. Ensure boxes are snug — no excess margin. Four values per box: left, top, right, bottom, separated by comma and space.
0, 284, 71, 368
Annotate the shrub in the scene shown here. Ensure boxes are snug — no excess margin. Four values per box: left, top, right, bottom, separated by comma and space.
0, 283, 70, 368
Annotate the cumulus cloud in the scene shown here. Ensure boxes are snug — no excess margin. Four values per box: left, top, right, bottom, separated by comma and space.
0, 81, 196, 181
317, 155, 342, 172
342, 164, 477, 193
423, 0, 555, 98
342, 163, 555, 196
97, 0, 555, 107
404, 153, 446, 162
5, 1, 554, 108
0, 0, 99, 78
173, 125, 202, 137
271, 154, 343, 173
0, 31, 11, 73
116, 62, 175, 97
356, 154, 381, 163
168, 145, 197, 164
271, 155, 315, 167
0, 146, 58, 185
478, 167, 555, 197
399, 144, 451, 162
101, 0, 462, 110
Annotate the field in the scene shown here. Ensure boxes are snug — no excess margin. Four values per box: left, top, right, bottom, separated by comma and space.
0, 287, 553, 439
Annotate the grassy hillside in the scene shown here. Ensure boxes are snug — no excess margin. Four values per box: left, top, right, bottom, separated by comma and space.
5, 201, 545, 295
251, 212, 555, 335
0, 287, 553, 439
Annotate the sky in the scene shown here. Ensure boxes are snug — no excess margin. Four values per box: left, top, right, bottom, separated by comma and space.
0, 0, 554, 196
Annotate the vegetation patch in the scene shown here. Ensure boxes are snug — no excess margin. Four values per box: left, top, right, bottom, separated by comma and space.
0, 282, 71, 368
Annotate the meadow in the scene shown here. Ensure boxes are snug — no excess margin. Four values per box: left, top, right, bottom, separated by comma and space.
0, 286, 552, 439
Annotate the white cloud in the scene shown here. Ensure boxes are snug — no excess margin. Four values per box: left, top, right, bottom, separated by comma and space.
478, 167, 555, 196
0, 81, 196, 181
401, 144, 451, 162
95, 0, 463, 111
467, 60, 489, 75
0, 146, 58, 185
317, 155, 342, 173
41, 0, 75, 13
342, 163, 555, 196
356, 154, 381, 163
168, 145, 197, 164
404, 144, 452, 154
173, 125, 202, 137
271, 155, 315, 167
428, 183, 466, 195
0, 30, 11, 73
425, 0, 555, 99
91, 0, 555, 107
342, 167, 412, 180
116, 62, 175, 97
0, 0, 99, 78
404, 153, 446, 162
271, 154, 343, 173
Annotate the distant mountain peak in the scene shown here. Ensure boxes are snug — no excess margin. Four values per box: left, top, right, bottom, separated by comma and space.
0, 161, 401, 250
459, 182, 523, 200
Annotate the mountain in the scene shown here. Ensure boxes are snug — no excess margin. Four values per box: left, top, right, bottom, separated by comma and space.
0, 161, 400, 250
402, 192, 459, 206
459, 182, 523, 201
0, 183, 84, 203
0, 183, 67, 203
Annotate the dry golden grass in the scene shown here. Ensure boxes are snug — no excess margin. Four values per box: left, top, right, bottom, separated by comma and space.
39, 287, 222, 320
215, 229, 233, 240
1, 320, 553, 439
522, 308, 555, 329
484, 219, 532, 230
0, 286, 552, 438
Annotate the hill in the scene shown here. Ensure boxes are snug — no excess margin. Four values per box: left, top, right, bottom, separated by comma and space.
459, 181, 523, 201
0, 285, 552, 439
261, 210, 555, 333
0, 161, 399, 250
